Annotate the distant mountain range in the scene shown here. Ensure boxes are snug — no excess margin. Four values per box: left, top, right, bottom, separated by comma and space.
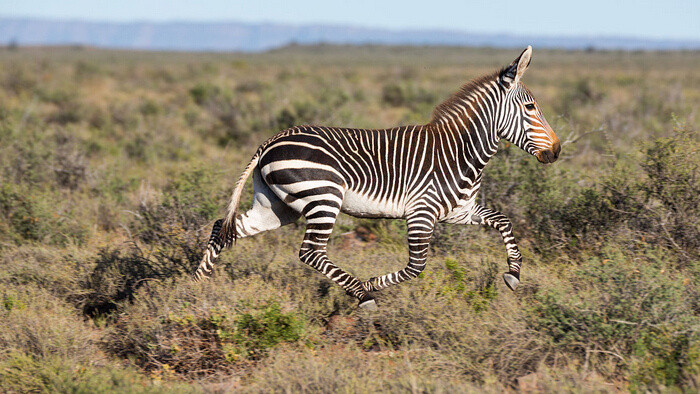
1, 17, 698, 52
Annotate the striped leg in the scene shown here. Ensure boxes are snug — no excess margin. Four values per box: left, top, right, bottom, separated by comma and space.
298, 208, 375, 309
450, 205, 523, 290
363, 211, 436, 292
194, 170, 300, 281
194, 218, 226, 281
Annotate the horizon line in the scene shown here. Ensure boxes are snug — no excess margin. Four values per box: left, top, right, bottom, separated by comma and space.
2, 14, 699, 44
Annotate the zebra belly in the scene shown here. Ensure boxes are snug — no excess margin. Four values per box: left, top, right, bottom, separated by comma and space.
341, 189, 404, 218
441, 200, 478, 223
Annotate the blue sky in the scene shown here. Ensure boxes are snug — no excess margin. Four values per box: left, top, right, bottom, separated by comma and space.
4, 0, 699, 40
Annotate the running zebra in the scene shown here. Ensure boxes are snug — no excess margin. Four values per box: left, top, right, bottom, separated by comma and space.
194, 46, 560, 309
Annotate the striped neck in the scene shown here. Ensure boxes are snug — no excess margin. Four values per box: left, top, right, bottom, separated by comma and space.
428, 71, 504, 173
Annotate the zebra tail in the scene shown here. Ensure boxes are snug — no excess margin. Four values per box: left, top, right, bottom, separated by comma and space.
220, 151, 261, 246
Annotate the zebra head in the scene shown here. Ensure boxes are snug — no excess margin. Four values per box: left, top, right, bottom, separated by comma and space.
498, 46, 561, 164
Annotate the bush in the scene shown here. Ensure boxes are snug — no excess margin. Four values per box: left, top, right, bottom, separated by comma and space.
635, 124, 699, 257
2, 63, 37, 95
558, 77, 605, 115
276, 100, 321, 129
243, 345, 483, 393
52, 135, 87, 190
0, 352, 194, 393
189, 83, 222, 106
224, 301, 305, 360
0, 183, 87, 246
381, 82, 436, 109
136, 168, 221, 247
79, 247, 187, 317
79, 168, 224, 317
381, 83, 405, 107
0, 286, 100, 363
481, 122, 699, 260
104, 277, 309, 377
527, 254, 698, 387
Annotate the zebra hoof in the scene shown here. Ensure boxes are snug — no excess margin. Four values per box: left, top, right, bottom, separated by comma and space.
503, 273, 520, 291
358, 296, 378, 311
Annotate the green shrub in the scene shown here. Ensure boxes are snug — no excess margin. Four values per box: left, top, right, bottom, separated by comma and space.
629, 327, 700, 390
134, 167, 222, 252
276, 100, 321, 129
79, 247, 181, 317
431, 258, 498, 312
104, 278, 309, 377
39, 87, 86, 125
558, 77, 605, 115
139, 98, 161, 117
0, 246, 81, 303
79, 169, 225, 317
222, 301, 304, 361
189, 83, 222, 106
244, 345, 484, 393
0, 286, 100, 362
0, 183, 87, 246
2, 62, 37, 95
481, 122, 698, 260
527, 254, 698, 386
635, 124, 699, 257
190, 82, 261, 144
382, 83, 405, 107
0, 352, 194, 393
0, 183, 44, 243
382, 82, 435, 109
53, 137, 87, 190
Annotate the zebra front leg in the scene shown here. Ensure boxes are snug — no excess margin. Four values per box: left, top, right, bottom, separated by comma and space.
363, 212, 436, 293
447, 205, 522, 290
299, 218, 376, 310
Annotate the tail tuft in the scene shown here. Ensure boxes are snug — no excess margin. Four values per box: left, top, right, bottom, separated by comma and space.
194, 150, 261, 282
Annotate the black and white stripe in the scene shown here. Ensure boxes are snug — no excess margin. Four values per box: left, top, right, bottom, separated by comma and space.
194, 46, 560, 307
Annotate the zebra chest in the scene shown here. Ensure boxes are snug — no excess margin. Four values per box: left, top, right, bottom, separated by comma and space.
341, 189, 404, 219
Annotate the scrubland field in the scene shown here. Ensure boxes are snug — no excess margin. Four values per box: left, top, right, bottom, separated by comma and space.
0, 45, 698, 392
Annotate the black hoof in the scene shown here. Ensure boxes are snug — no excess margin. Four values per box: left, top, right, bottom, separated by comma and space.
503, 272, 520, 291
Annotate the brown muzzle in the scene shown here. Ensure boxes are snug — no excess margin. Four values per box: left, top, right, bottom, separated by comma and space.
536, 140, 561, 163
534, 114, 560, 164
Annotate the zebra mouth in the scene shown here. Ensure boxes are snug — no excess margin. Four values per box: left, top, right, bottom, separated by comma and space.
535, 149, 558, 164
535, 141, 561, 164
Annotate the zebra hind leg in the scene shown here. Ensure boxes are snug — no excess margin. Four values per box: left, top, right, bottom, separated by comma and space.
298, 212, 377, 310
193, 171, 300, 281
194, 218, 226, 281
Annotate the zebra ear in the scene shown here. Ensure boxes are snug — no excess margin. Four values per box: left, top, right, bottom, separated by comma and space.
500, 46, 532, 88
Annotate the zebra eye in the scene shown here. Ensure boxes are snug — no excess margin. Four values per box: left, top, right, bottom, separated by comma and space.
525, 103, 536, 111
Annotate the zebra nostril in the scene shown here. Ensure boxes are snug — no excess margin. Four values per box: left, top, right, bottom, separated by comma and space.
546, 150, 555, 163
552, 141, 561, 159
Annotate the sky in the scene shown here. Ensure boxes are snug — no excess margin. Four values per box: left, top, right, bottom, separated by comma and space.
3, 0, 699, 41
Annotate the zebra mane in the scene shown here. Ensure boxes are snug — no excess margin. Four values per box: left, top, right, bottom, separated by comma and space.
429, 69, 503, 125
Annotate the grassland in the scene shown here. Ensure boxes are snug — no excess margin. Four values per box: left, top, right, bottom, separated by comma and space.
0, 44, 698, 392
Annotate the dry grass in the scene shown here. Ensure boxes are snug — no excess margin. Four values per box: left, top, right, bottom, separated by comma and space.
0, 45, 698, 392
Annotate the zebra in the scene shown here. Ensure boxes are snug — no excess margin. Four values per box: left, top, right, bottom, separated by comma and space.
194, 46, 560, 309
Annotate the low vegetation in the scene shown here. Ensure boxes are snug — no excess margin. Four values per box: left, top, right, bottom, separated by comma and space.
0, 45, 698, 392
